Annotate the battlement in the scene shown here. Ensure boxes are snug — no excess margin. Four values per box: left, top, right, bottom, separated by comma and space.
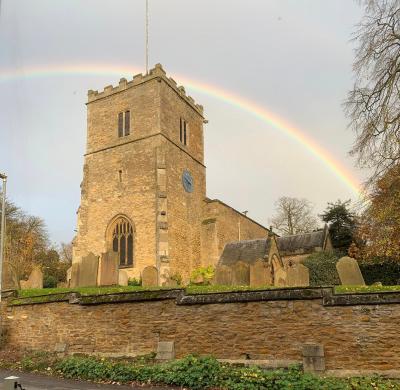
87, 63, 204, 116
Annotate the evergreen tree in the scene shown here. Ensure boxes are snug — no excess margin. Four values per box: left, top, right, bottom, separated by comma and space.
321, 200, 356, 251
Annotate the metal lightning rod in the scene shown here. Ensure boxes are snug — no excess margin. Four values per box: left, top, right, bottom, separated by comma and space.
145, 0, 149, 74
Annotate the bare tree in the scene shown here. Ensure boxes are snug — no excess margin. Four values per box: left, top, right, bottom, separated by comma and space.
345, 0, 400, 182
1, 197, 48, 287
270, 197, 319, 236
59, 242, 73, 264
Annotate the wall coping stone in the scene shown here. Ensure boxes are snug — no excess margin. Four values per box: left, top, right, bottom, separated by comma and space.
7, 286, 400, 307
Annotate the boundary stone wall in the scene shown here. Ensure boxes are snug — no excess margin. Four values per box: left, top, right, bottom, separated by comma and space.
2, 287, 400, 374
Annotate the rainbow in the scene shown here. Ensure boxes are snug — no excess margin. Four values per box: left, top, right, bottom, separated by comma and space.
0, 63, 361, 196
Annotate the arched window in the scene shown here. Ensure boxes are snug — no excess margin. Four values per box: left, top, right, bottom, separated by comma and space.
110, 216, 134, 267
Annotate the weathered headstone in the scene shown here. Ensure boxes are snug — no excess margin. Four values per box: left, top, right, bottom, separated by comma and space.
29, 266, 43, 289
69, 262, 80, 288
214, 265, 233, 285
232, 261, 250, 286
20, 267, 43, 290
302, 344, 325, 373
286, 263, 310, 287
99, 251, 119, 286
118, 270, 129, 286
336, 256, 365, 285
66, 266, 72, 287
20, 266, 43, 289
142, 266, 158, 287
77, 253, 99, 287
250, 259, 272, 287
274, 267, 287, 287
156, 341, 175, 360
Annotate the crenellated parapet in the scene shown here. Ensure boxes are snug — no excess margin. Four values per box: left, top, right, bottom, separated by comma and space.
87, 63, 204, 115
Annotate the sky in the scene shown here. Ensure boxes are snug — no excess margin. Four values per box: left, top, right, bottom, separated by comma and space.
0, 0, 365, 245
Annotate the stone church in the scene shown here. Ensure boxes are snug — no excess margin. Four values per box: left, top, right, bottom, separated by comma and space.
72, 64, 270, 285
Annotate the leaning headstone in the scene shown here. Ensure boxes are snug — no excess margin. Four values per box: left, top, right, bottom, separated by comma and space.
214, 265, 233, 285
77, 253, 99, 287
336, 256, 365, 285
286, 263, 310, 287
69, 262, 80, 288
142, 266, 158, 287
274, 267, 287, 287
119, 270, 129, 286
250, 259, 272, 287
19, 266, 43, 290
99, 251, 119, 286
232, 261, 250, 286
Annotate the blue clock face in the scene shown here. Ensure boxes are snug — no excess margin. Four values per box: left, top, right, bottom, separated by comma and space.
182, 170, 194, 193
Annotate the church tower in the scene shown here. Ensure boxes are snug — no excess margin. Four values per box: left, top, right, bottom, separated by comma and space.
73, 64, 206, 284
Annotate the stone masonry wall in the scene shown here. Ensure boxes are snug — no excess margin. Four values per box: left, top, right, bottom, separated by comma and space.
4, 289, 400, 373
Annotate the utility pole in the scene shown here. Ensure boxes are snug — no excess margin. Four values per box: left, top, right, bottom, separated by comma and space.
0, 172, 7, 301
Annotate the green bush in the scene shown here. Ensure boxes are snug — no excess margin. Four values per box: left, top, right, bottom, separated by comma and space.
43, 275, 57, 288
54, 354, 400, 390
127, 277, 141, 286
359, 258, 400, 285
190, 266, 215, 285
302, 252, 341, 286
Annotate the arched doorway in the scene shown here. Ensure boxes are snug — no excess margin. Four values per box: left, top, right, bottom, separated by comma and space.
107, 216, 134, 267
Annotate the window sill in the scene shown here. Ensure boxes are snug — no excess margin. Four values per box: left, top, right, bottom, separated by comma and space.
119, 265, 134, 269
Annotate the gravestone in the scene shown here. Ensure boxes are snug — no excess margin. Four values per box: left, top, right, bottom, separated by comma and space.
286, 263, 310, 287
119, 270, 129, 286
142, 266, 158, 287
156, 341, 175, 360
274, 267, 287, 287
336, 257, 365, 285
250, 260, 272, 287
69, 262, 80, 288
232, 261, 250, 286
20, 266, 43, 289
99, 251, 119, 286
77, 253, 99, 287
214, 265, 233, 285
66, 266, 72, 287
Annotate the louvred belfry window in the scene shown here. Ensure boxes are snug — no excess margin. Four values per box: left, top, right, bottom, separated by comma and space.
117, 111, 131, 138
111, 217, 134, 266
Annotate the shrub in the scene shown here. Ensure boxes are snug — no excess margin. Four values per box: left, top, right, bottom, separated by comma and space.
359, 258, 400, 285
190, 266, 215, 285
302, 252, 341, 286
43, 275, 57, 288
14, 352, 400, 389
127, 277, 141, 286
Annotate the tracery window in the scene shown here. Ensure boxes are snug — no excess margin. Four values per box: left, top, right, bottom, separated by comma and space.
111, 217, 134, 267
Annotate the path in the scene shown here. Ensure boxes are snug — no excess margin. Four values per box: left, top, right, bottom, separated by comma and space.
0, 370, 178, 390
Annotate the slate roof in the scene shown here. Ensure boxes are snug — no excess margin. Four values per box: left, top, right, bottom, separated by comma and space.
219, 238, 272, 266
276, 228, 327, 255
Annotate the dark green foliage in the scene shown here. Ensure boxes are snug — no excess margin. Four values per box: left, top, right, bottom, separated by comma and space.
359, 258, 400, 285
302, 252, 341, 286
43, 275, 57, 288
321, 200, 357, 251
2, 352, 398, 390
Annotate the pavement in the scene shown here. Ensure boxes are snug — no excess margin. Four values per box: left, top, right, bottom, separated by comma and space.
0, 370, 177, 390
